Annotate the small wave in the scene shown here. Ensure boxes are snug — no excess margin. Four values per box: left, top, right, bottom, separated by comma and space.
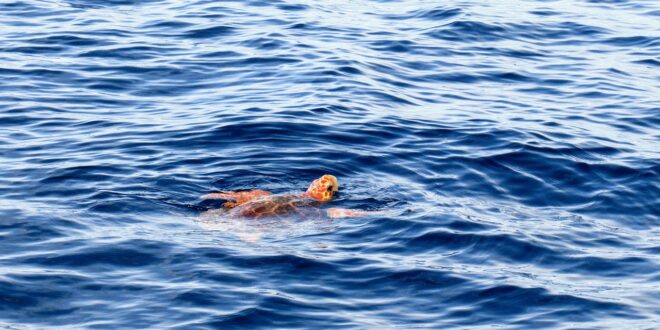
1, 0, 658, 328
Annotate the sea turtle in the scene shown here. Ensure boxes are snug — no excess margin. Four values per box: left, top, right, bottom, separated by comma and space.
201, 174, 375, 220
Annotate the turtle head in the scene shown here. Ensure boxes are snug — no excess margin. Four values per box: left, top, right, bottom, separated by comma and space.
305, 174, 339, 202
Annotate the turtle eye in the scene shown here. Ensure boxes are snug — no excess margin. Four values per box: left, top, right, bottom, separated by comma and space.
327, 185, 333, 191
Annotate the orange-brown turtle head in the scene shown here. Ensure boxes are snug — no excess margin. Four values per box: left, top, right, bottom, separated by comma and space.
305, 174, 339, 202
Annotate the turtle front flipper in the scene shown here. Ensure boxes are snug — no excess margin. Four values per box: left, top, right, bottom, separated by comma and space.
202, 190, 272, 206
326, 208, 385, 219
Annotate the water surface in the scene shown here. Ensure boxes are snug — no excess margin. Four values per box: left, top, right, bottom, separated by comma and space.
1, 0, 659, 328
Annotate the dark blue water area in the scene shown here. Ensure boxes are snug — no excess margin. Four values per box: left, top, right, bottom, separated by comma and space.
1, 0, 659, 328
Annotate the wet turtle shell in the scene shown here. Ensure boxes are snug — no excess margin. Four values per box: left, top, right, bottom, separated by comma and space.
224, 194, 325, 220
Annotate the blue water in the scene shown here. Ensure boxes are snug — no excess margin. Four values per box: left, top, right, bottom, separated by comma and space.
1, 0, 659, 328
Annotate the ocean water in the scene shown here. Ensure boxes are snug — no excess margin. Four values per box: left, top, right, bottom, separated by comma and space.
1, 0, 659, 328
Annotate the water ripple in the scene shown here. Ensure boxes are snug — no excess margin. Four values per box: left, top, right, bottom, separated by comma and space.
1, 0, 659, 328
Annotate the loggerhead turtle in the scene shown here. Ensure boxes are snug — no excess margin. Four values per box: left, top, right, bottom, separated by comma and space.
201, 174, 376, 220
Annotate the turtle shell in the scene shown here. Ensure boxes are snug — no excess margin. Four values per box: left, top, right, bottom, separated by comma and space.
227, 194, 324, 220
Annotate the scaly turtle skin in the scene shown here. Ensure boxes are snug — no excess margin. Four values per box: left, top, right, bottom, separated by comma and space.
203, 175, 371, 219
